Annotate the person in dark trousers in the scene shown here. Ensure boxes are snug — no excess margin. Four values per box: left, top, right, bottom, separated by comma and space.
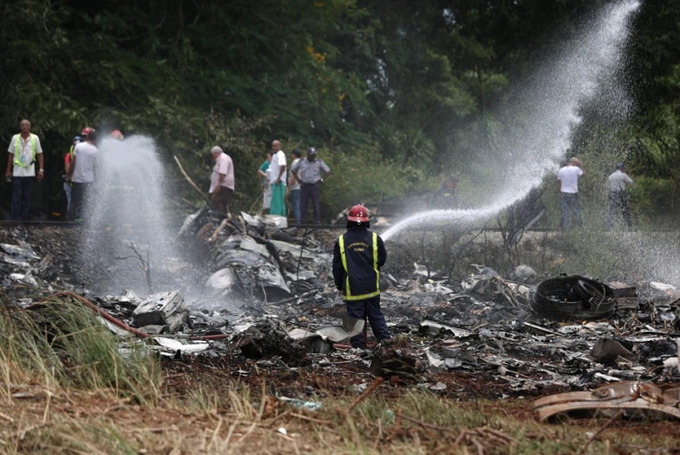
606, 162, 633, 229
557, 157, 585, 229
287, 148, 302, 223
63, 135, 81, 215
291, 147, 330, 224
5, 119, 44, 220
332, 205, 391, 349
67, 127, 98, 220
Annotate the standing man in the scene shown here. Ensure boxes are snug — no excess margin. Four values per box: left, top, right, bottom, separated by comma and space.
332, 205, 390, 349
5, 119, 44, 221
291, 147, 330, 224
433, 175, 458, 209
63, 135, 81, 215
557, 157, 585, 229
606, 162, 633, 229
209, 146, 235, 218
269, 140, 287, 216
287, 148, 302, 223
67, 127, 98, 220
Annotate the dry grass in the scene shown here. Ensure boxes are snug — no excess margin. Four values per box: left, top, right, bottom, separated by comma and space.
2, 379, 680, 455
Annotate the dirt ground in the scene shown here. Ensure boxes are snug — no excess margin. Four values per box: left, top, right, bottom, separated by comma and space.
3, 356, 680, 455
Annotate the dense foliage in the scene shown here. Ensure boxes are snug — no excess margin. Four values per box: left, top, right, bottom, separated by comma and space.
1, 0, 678, 223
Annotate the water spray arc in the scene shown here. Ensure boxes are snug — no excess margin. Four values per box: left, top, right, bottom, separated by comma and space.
382, 0, 641, 241
79, 135, 176, 294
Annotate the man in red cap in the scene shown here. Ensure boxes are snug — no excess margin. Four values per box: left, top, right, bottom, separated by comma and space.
332, 205, 390, 349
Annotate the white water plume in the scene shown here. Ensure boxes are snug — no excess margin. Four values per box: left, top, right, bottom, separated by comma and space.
383, 0, 641, 241
80, 135, 176, 294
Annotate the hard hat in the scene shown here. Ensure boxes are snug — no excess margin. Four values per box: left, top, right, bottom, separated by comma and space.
616, 162, 625, 170
72, 135, 82, 144
110, 129, 124, 140
307, 147, 317, 156
347, 204, 370, 222
81, 127, 95, 137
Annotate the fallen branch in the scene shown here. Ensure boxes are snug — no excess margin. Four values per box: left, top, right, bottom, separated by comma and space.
452, 426, 517, 454
347, 377, 385, 412
578, 410, 623, 455
208, 218, 230, 243
173, 155, 213, 208
115, 242, 153, 294
248, 188, 265, 214
290, 413, 334, 426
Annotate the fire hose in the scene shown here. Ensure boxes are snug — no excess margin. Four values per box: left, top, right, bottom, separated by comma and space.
30, 291, 230, 341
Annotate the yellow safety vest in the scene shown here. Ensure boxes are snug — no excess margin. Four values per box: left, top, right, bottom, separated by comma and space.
338, 231, 380, 301
13, 134, 37, 169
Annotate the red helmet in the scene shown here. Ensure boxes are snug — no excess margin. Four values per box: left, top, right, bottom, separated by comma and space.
110, 129, 124, 140
81, 126, 95, 137
347, 204, 370, 222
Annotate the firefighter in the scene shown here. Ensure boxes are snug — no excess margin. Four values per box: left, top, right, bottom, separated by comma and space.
332, 204, 391, 349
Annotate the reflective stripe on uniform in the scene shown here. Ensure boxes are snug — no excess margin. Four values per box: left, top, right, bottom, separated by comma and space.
13, 134, 37, 169
338, 231, 381, 301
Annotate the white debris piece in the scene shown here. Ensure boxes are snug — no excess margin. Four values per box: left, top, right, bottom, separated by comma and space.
288, 316, 365, 343
206, 268, 237, 291
131, 291, 189, 333
153, 337, 210, 355
650, 282, 677, 292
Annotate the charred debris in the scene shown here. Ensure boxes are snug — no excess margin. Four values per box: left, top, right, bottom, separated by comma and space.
2, 210, 680, 421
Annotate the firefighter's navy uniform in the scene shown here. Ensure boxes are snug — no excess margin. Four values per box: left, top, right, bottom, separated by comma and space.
332, 225, 390, 348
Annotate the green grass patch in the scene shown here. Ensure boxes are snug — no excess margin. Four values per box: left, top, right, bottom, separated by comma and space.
0, 296, 161, 403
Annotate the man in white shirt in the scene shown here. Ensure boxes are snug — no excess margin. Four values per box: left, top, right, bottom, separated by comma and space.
557, 157, 585, 229
269, 139, 287, 216
209, 146, 235, 218
67, 128, 98, 220
5, 119, 44, 220
606, 162, 633, 229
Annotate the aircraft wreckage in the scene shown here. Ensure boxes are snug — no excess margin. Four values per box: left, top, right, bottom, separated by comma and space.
2, 209, 680, 422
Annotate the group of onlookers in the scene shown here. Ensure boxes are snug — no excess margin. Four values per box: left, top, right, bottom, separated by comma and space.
4, 119, 100, 221
5, 120, 634, 230
557, 157, 634, 230
251, 139, 330, 224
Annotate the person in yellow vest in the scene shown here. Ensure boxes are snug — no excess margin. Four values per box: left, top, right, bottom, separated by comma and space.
5, 119, 44, 220
63, 135, 81, 214
332, 205, 391, 349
